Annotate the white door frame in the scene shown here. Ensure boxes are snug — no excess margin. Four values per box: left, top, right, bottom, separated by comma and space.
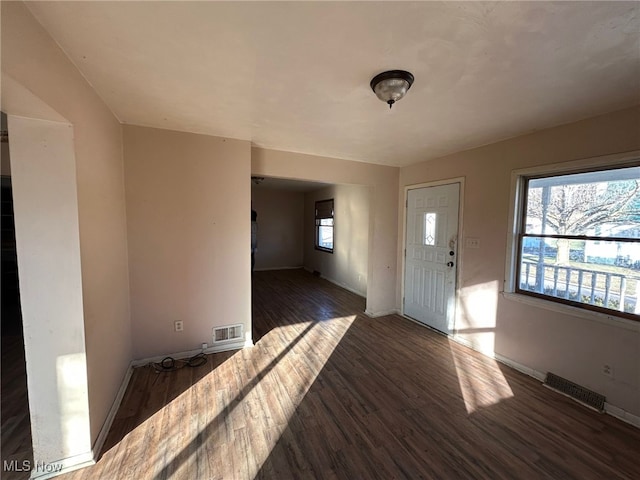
401, 177, 465, 333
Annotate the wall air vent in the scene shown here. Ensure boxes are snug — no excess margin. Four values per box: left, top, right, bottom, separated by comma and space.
213, 324, 243, 343
543, 372, 605, 412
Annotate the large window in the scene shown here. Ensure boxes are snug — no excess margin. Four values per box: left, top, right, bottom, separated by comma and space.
515, 165, 640, 319
315, 199, 334, 253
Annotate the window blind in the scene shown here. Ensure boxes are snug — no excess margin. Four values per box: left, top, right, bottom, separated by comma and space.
315, 199, 334, 219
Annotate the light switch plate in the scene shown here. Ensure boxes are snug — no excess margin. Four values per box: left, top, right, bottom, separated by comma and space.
466, 237, 480, 249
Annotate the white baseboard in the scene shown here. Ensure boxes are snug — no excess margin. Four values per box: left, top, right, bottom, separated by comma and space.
131, 338, 253, 368
91, 363, 134, 460
365, 308, 400, 318
492, 349, 640, 428
605, 403, 640, 428
302, 267, 367, 298
317, 273, 365, 298
493, 352, 546, 382
254, 266, 303, 272
326, 278, 365, 298
451, 336, 640, 428
449, 335, 547, 382
401, 320, 639, 429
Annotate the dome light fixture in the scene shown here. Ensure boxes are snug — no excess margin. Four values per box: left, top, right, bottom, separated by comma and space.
370, 70, 414, 109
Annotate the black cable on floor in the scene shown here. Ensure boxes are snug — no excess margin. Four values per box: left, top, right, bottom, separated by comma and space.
150, 352, 207, 373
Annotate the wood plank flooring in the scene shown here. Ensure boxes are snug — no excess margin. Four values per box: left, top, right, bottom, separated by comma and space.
53, 269, 640, 479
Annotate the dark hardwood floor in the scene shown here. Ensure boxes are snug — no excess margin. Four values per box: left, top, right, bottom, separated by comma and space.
1, 175, 32, 480
1, 334, 32, 480
54, 268, 640, 479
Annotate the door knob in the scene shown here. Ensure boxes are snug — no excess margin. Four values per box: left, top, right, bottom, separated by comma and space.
447, 261, 454, 267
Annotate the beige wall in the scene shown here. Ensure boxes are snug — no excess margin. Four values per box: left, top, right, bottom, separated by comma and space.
304, 184, 370, 296
1, 0, 132, 454
251, 187, 304, 270
124, 125, 252, 359
399, 106, 640, 417
252, 147, 399, 316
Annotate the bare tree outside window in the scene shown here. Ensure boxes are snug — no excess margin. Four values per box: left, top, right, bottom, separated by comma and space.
517, 166, 640, 317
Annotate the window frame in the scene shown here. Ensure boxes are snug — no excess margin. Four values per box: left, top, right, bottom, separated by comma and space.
505, 152, 640, 324
315, 198, 334, 253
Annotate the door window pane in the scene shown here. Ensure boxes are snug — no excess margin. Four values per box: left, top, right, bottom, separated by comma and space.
424, 213, 436, 246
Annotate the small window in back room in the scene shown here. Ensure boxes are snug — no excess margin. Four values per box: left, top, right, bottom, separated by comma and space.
315, 199, 334, 253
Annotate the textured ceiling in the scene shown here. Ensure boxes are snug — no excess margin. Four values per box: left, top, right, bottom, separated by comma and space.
26, 1, 640, 167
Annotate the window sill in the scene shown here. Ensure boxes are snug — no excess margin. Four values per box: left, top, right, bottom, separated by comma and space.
501, 291, 640, 332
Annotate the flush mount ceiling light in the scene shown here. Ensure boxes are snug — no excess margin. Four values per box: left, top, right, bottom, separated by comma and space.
370, 70, 414, 109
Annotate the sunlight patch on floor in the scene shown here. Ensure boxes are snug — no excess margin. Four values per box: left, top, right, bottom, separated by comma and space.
450, 346, 514, 415
453, 280, 513, 413
236, 314, 357, 479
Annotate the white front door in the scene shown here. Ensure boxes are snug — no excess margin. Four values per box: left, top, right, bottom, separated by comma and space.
404, 183, 459, 333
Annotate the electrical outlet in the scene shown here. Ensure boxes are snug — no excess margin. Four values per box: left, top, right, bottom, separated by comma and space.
174, 320, 183, 332
602, 364, 614, 378
201, 343, 208, 351
466, 237, 480, 249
